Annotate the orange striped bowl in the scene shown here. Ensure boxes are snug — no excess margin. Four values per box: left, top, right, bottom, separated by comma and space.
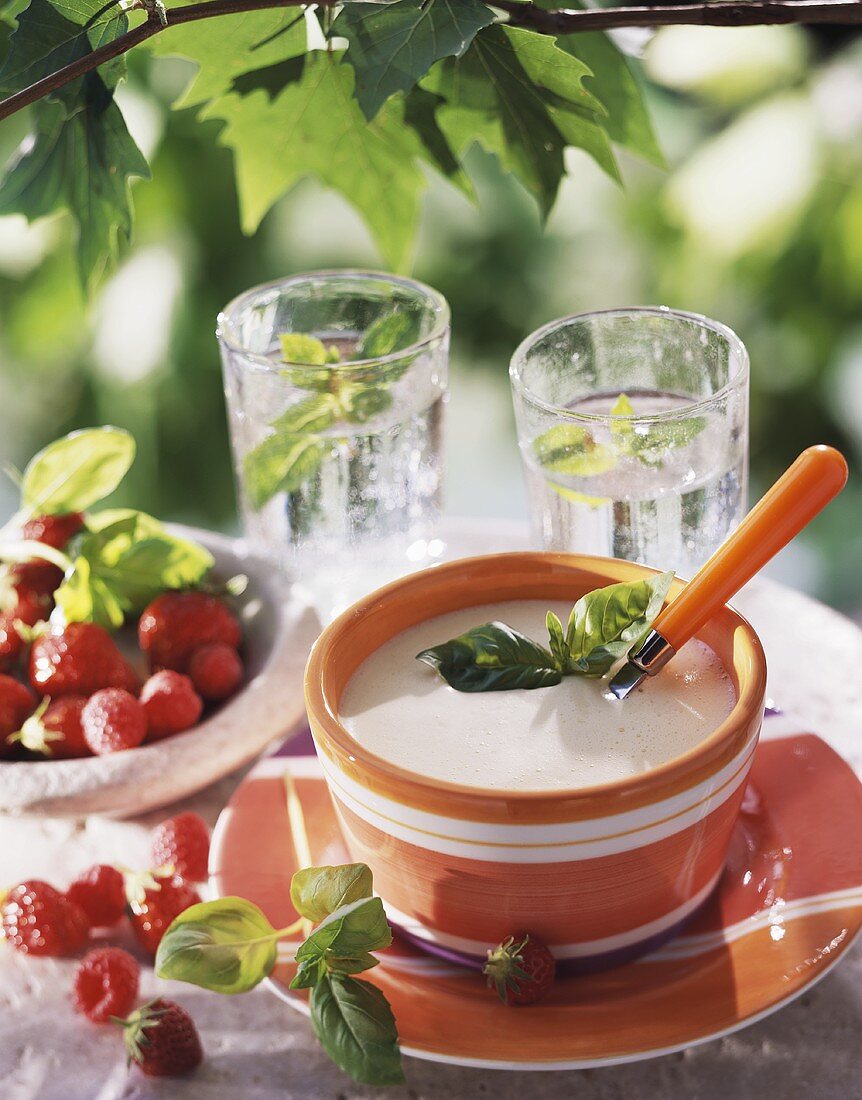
304, 553, 768, 972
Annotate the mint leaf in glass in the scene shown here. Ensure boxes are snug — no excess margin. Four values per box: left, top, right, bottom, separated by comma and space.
310, 973, 404, 1087
533, 424, 616, 477
242, 433, 329, 510
417, 621, 562, 692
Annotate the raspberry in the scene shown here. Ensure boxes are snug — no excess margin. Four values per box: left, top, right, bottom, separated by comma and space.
117, 998, 203, 1077
82, 689, 148, 755
140, 671, 202, 741
73, 947, 140, 1023
150, 813, 210, 882
128, 875, 201, 956
12, 695, 89, 759
1, 880, 89, 956
188, 643, 243, 702
66, 864, 125, 926
139, 591, 241, 672
29, 622, 129, 698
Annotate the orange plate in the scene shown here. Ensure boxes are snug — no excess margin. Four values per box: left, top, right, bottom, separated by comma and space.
210, 727, 862, 1070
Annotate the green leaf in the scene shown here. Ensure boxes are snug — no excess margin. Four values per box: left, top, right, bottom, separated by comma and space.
566, 570, 674, 676
357, 313, 416, 359
555, 27, 663, 167
610, 392, 635, 442
20, 426, 135, 516
242, 398, 334, 510
533, 424, 616, 476
339, 384, 393, 424
417, 621, 562, 692
154, 897, 279, 995
147, 0, 307, 108
546, 610, 568, 671
310, 974, 404, 1086
290, 864, 374, 925
0, 0, 128, 98
205, 52, 425, 270
629, 417, 708, 466
0, 84, 150, 288
335, 0, 494, 121
279, 332, 330, 366
291, 896, 392, 986
424, 25, 617, 217
401, 86, 474, 198
271, 394, 338, 435
54, 510, 214, 627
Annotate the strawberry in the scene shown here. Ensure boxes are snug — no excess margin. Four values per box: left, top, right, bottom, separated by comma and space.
150, 813, 210, 883
127, 875, 201, 956
1, 880, 89, 956
0, 674, 37, 759
21, 512, 85, 549
11, 695, 89, 759
117, 998, 203, 1077
13, 512, 84, 597
188, 643, 244, 702
29, 622, 129, 698
73, 947, 140, 1023
82, 689, 148, 755
0, 585, 50, 670
66, 864, 126, 927
140, 671, 202, 741
139, 591, 241, 672
483, 932, 557, 1006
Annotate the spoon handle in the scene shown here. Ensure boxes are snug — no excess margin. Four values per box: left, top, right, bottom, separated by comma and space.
654, 445, 848, 650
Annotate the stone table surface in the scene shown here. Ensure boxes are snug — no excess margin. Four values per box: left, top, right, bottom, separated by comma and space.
3, 519, 862, 1100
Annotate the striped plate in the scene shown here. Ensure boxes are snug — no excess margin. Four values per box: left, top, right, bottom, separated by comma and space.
209, 721, 862, 1070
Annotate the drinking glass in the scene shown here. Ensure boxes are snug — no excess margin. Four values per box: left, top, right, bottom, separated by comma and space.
510, 307, 749, 577
218, 271, 450, 621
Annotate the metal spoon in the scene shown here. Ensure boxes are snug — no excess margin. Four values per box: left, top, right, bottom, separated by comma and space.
608, 445, 849, 700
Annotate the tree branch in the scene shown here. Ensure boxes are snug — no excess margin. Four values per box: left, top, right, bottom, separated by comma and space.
495, 0, 862, 32
0, 0, 860, 124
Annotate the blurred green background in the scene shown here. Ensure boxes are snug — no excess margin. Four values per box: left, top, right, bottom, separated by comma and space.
0, 24, 859, 615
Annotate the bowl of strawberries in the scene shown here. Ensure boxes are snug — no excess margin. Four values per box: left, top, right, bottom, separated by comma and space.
0, 428, 312, 816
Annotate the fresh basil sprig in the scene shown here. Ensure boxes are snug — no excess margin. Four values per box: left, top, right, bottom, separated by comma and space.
54, 509, 214, 630
155, 862, 404, 1087
242, 313, 419, 510
19, 426, 135, 518
417, 571, 674, 691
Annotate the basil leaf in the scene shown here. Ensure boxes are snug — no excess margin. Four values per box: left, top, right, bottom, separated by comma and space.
279, 332, 329, 365
154, 897, 279, 995
545, 610, 568, 671
290, 864, 373, 924
533, 424, 616, 477
566, 570, 674, 676
310, 974, 404, 1086
54, 510, 214, 627
417, 621, 562, 692
21, 427, 135, 515
357, 313, 415, 359
243, 433, 328, 510
291, 896, 391, 986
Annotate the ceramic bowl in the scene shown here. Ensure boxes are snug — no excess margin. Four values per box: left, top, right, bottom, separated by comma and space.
305, 552, 768, 972
0, 526, 315, 818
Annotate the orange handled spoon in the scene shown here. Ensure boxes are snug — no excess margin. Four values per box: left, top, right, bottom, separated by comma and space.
608, 445, 849, 700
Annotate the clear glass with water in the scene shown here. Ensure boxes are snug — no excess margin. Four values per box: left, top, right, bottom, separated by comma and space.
218, 272, 449, 621
510, 308, 749, 577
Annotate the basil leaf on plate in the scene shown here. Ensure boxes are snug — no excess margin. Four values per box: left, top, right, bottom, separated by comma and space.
566, 570, 674, 676
290, 896, 391, 988
545, 610, 569, 671
417, 621, 562, 692
290, 863, 374, 924
154, 897, 280, 995
21, 427, 135, 515
310, 973, 404, 1086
